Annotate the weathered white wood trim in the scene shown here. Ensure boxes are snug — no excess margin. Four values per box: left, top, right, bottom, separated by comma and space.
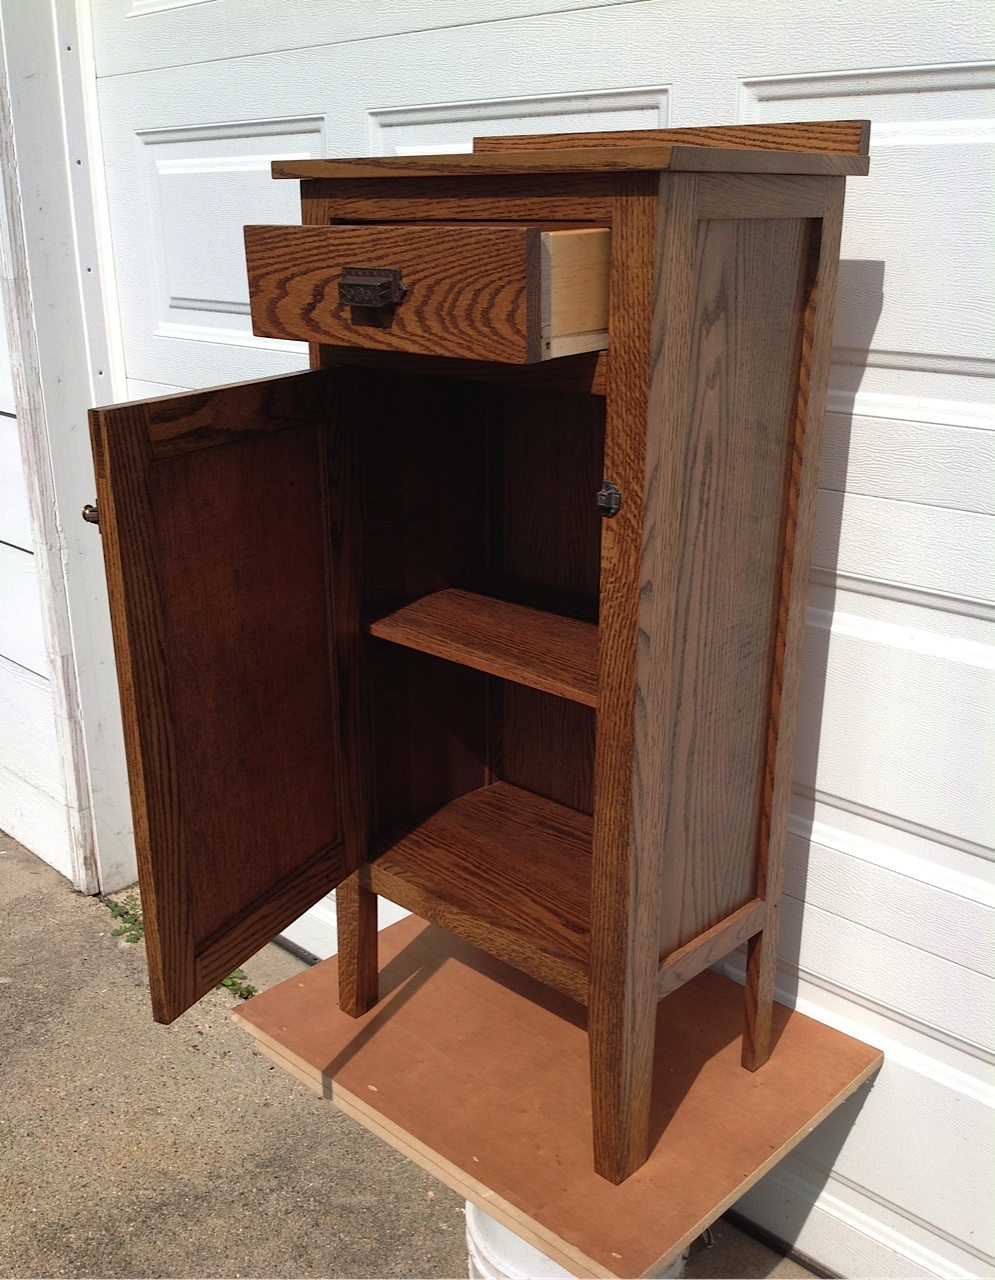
0, 0, 134, 891
0, 14, 94, 890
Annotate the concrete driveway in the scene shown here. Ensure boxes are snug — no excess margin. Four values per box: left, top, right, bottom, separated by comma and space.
0, 832, 814, 1279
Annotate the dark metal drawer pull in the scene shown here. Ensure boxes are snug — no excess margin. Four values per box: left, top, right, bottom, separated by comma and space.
338, 266, 407, 309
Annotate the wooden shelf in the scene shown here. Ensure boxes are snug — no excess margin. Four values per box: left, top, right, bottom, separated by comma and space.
362, 781, 592, 1002
368, 588, 598, 706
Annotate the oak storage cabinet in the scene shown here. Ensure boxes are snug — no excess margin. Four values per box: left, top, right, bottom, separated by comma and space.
89, 123, 868, 1184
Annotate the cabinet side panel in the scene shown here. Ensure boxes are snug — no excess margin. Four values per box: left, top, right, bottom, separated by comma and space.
655, 216, 812, 956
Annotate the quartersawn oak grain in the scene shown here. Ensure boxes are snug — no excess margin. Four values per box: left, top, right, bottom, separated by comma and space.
370, 589, 598, 707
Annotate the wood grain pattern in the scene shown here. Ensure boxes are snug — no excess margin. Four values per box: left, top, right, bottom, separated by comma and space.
670, 146, 867, 176
695, 173, 829, 220
369, 588, 598, 706
474, 120, 871, 156
502, 684, 595, 815
246, 223, 543, 363
631, 169, 700, 987
362, 782, 591, 1003
336, 873, 379, 1017
323, 368, 378, 1016
654, 215, 811, 958
233, 914, 883, 1280
89, 368, 356, 1023
587, 172, 662, 1184
303, 173, 616, 226
657, 899, 766, 1000
135, 369, 342, 458
742, 182, 846, 1072
90, 400, 190, 1021
542, 227, 610, 355
272, 147, 868, 180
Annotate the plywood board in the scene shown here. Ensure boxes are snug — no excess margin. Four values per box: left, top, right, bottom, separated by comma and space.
233, 915, 882, 1279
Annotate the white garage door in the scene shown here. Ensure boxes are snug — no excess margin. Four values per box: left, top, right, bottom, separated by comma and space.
84, 3, 993, 1274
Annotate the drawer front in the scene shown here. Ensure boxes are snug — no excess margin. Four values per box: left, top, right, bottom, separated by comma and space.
245, 224, 610, 364
246, 223, 540, 363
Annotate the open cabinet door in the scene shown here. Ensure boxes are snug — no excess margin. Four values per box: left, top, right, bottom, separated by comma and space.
89, 368, 361, 1022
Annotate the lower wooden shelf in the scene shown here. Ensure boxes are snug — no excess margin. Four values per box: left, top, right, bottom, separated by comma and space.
233, 915, 883, 1280
364, 781, 591, 1003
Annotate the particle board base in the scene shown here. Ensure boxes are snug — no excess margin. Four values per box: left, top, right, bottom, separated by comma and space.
232, 915, 881, 1279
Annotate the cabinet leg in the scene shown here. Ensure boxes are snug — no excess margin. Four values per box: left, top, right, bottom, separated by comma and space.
742, 904, 779, 1070
336, 874, 379, 1017
588, 983, 656, 1183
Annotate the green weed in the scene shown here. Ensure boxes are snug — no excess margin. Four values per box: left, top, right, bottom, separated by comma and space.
102, 893, 257, 998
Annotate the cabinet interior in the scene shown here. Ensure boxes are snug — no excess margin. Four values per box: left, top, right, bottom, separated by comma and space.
343, 365, 603, 977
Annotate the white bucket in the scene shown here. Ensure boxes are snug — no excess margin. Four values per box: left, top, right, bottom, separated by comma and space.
465, 1203, 687, 1279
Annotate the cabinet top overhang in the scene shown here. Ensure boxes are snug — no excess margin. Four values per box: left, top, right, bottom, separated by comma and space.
271, 144, 870, 181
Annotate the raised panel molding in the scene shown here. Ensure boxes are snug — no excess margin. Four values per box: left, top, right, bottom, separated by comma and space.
367, 85, 670, 154
826, 389, 995, 432
807, 606, 994, 671
127, 0, 215, 15
137, 116, 323, 344
739, 61, 995, 111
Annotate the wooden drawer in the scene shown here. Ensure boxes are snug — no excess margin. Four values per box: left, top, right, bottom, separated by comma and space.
244, 223, 609, 364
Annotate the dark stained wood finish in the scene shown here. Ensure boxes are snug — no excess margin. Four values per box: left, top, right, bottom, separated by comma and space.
743, 182, 847, 1072
136, 366, 346, 458
367, 647, 492, 842
655, 214, 811, 957
89, 369, 357, 1022
302, 173, 616, 226
246, 222, 543, 363
233, 915, 883, 1280
362, 782, 592, 1003
696, 173, 829, 220
657, 899, 767, 999
351, 367, 495, 621
323, 368, 378, 1015
319, 346, 607, 395
335, 874, 379, 1017
587, 172, 662, 1184
474, 119, 870, 155
502, 685, 595, 816
369, 589, 598, 707
502, 386, 604, 607
273, 146, 869, 180
96, 125, 863, 1180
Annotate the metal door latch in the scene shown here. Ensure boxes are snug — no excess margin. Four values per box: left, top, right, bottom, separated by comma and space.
596, 481, 621, 518
82, 503, 99, 525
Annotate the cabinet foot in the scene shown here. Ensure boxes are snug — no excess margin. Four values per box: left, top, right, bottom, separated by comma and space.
742, 906, 779, 1071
